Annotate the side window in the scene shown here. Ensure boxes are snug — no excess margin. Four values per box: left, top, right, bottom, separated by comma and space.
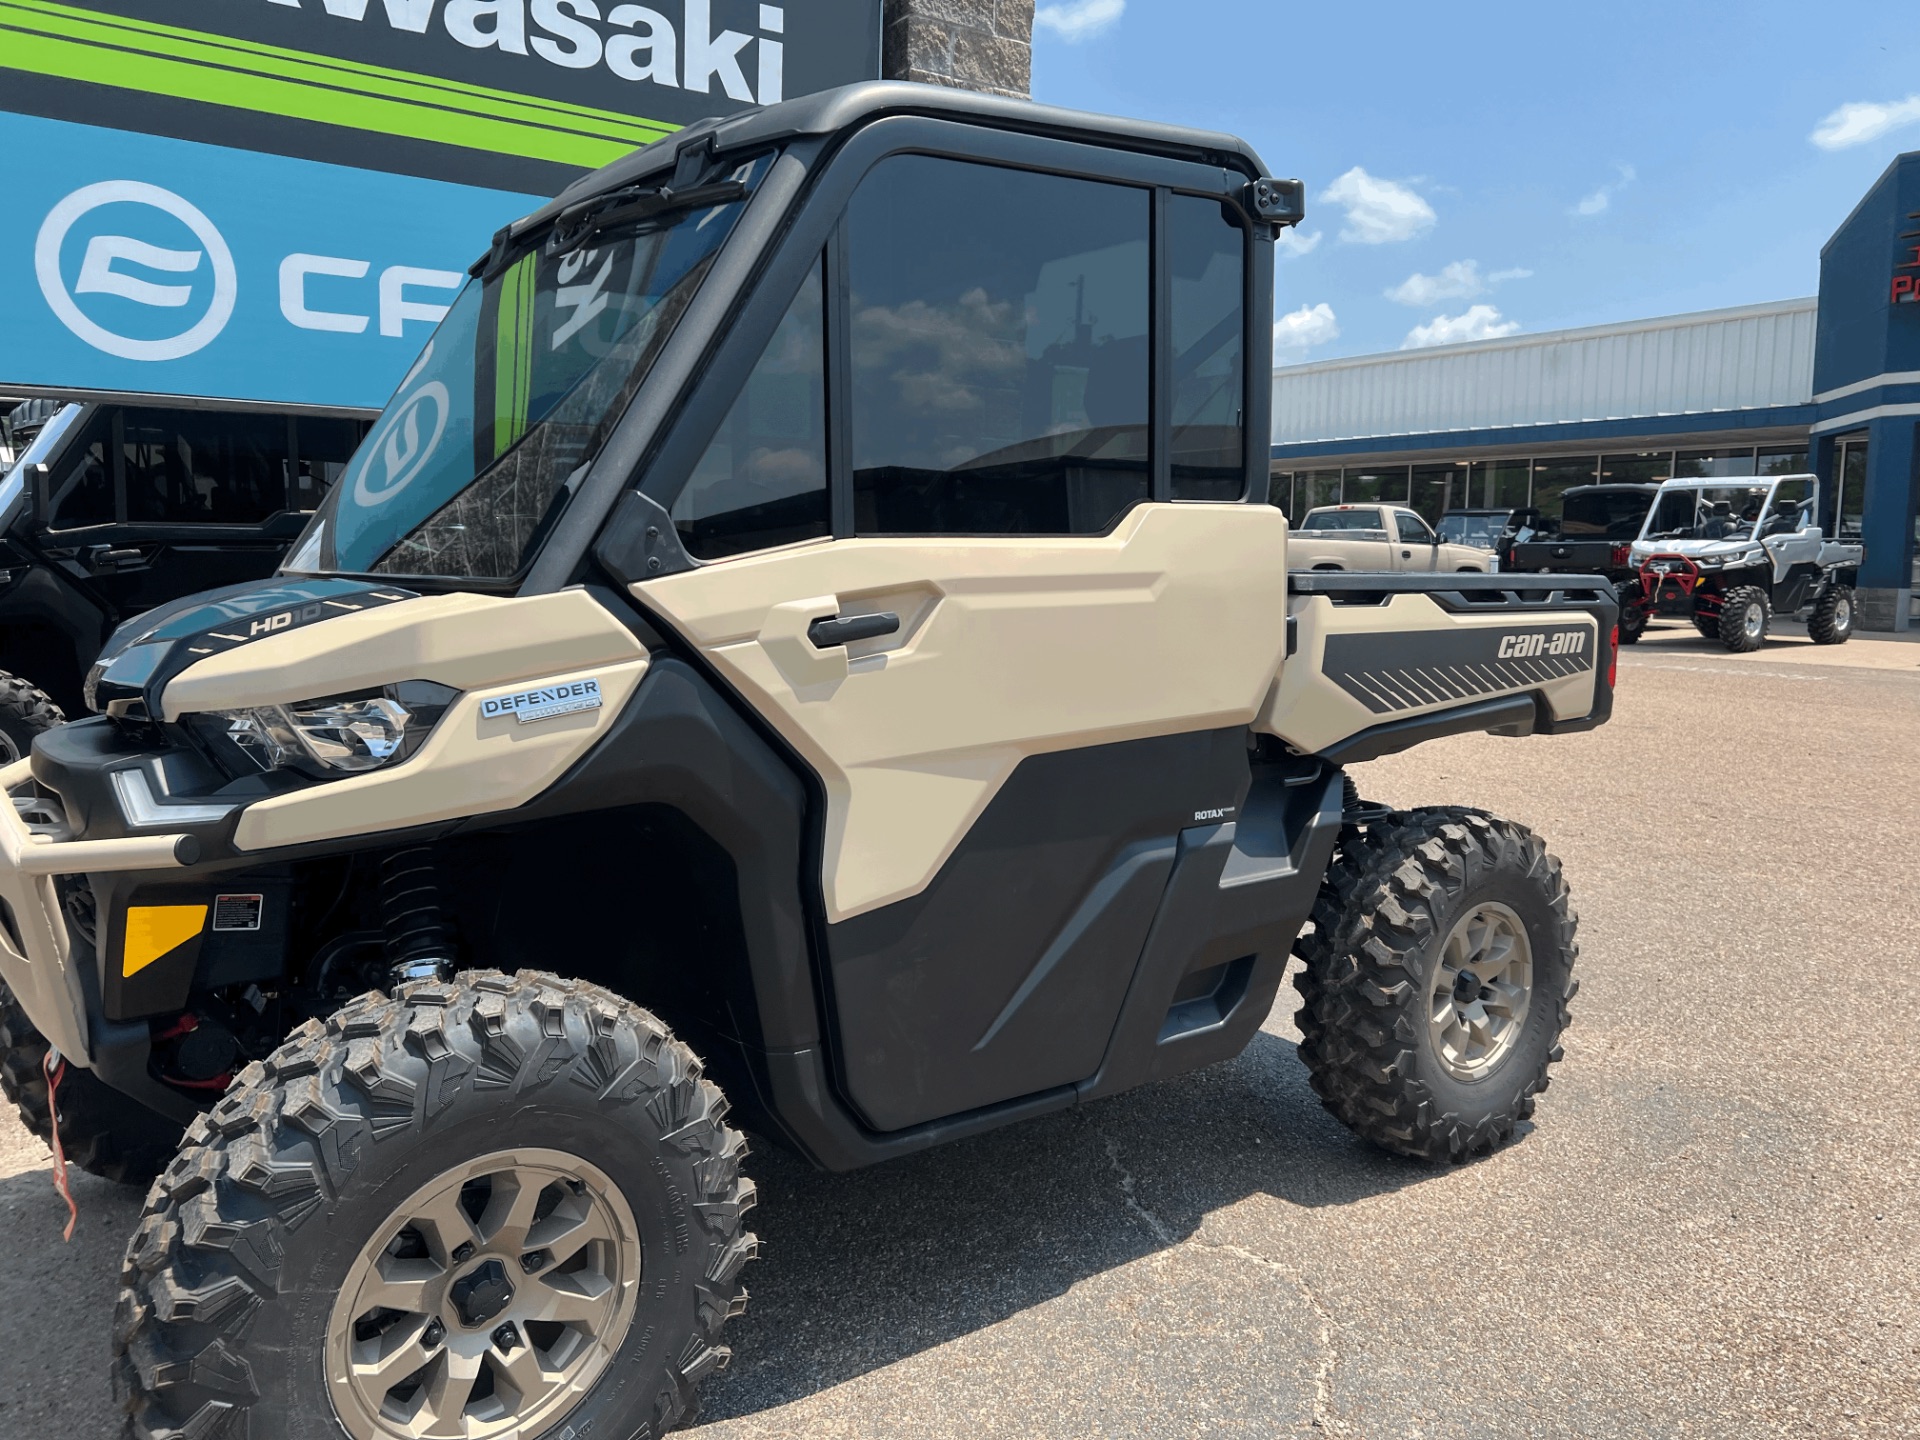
847, 155, 1150, 536
672, 260, 829, 559
1396, 511, 1433, 544
1169, 193, 1247, 501
45, 409, 115, 530
290, 417, 367, 513
122, 409, 289, 524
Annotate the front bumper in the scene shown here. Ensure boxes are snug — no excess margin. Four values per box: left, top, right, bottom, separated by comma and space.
0, 757, 193, 1064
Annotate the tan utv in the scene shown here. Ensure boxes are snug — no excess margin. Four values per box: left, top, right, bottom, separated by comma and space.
0, 84, 1617, 1440
1290, 503, 1494, 573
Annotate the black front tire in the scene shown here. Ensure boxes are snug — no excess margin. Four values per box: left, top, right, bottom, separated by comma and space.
114, 971, 757, 1440
1807, 583, 1855, 644
0, 979, 180, 1184
0, 672, 64, 764
1617, 605, 1649, 645
1293, 808, 1578, 1163
1717, 585, 1770, 652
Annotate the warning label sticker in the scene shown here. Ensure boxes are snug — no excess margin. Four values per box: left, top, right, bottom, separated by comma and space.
212, 894, 264, 932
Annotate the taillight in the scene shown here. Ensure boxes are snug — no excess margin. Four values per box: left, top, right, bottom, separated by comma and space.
1610, 544, 1631, 569
1607, 625, 1619, 689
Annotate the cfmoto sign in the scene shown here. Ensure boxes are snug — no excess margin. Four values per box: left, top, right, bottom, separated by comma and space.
34, 180, 238, 362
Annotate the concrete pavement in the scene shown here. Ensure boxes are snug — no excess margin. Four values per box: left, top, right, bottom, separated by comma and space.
0, 638, 1914, 1438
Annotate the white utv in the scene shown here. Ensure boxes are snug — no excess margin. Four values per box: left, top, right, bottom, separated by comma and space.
1626, 474, 1862, 650
0, 85, 1617, 1440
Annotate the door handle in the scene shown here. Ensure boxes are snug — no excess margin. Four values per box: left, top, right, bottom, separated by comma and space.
88, 545, 145, 570
807, 612, 900, 649
1400, 549, 1413, 559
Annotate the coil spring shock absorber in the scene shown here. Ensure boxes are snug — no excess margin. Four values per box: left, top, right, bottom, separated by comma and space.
380, 845, 456, 987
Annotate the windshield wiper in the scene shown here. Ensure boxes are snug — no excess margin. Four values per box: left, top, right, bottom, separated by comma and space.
474, 179, 749, 280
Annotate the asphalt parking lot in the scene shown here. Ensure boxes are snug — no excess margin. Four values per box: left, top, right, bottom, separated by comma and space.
0, 620, 1915, 1439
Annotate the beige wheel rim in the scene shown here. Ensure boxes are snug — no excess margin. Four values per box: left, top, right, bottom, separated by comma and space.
326, 1147, 641, 1440
1428, 902, 1533, 1081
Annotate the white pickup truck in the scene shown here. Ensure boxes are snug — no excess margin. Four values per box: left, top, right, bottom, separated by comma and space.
1291, 503, 1494, 572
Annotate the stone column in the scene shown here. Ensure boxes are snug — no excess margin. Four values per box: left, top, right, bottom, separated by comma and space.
882, 0, 1034, 99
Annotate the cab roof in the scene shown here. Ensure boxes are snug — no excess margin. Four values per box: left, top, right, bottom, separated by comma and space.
508, 81, 1271, 247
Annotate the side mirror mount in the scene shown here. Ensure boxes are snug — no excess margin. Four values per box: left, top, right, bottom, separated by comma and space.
25, 463, 49, 522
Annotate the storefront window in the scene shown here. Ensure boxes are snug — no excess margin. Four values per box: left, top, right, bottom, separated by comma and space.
1470, 459, 1529, 509
1409, 463, 1469, 524
1292, 469, 1340, 523
1599, 452, 1673, 484
1270, 470, 1293, 514
1757, 446, 1808, 476
1837, 439, 1867, 539
1674, 448, 1757, 477
1528, 456, 1598, 524
1342, 465, 1409, 505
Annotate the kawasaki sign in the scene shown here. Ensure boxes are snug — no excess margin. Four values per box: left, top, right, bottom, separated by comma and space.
0, 0, 881, 408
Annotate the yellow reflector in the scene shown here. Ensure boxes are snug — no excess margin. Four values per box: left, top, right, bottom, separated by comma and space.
123, 905, 208, 977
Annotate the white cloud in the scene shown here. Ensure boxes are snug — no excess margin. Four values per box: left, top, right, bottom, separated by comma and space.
1386, 259, 1485, 307
1318, 167, 1436, 244
1810, 96, 1920, 150
1573, 164, 1636, 217
1401, 305, 1521, 350
1386, 260, 1532, 307
1034, 0, 1124, 42
1273, 302, 1339, 360
1276, 227, 1323, 258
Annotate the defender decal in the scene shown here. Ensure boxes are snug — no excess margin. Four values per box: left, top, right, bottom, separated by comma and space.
1323, 626, 1595, 716
481, 678, 604, 724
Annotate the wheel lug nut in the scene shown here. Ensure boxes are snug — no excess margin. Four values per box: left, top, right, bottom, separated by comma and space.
451, 1242, 475, 1264
521, 1250, 548, 1273
422, 1319, 445, 1349
492, 1322, 521, 1353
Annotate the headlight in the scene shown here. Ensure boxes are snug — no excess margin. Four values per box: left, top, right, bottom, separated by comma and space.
209, 681, 457, 777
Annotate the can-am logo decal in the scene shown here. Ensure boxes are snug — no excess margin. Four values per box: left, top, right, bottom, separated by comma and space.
1323, 625, 1597, 716
1496, 630, 1587, 659
34, 180, 238, 361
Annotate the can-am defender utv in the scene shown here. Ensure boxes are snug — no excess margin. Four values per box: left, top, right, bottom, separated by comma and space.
0, 84, 1617, 1440
1625, 475, 1861, 651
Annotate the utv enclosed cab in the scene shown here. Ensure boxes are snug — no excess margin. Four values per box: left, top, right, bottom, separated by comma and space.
0, 85, 1614, 1440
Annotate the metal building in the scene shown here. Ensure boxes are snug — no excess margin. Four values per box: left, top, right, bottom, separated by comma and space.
1272, 151, 1920, 630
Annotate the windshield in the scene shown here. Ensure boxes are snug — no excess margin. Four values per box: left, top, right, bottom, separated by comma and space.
1300, 508, 1384, 532
1642, 484, 1772, 543
289, 158, 768, 580
1558, 490, 1653, 539
1438, 513, 1499, 546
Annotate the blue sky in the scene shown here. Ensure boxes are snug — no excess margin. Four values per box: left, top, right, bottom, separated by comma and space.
1031, 0, 1920, 364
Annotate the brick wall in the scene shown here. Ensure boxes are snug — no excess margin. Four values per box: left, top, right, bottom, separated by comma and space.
881, 0, 1034, 99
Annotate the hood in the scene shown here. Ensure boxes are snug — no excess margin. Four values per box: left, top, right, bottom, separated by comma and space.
1629, 537, 1759, 561
87, 576, 417, 719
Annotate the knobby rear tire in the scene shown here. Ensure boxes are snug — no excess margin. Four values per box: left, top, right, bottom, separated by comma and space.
113, 970, 757, 1440
1292, 808, 1578, 1164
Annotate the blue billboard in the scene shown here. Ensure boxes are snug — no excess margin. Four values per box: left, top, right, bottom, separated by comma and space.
0, 0, 882, 410
9, 113, 536, 411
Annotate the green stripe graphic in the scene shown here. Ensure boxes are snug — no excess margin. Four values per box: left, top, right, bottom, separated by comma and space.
0, 0, 679, 170
492, 254, 537, 457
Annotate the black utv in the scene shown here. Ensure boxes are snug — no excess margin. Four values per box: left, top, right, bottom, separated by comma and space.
0, 401, 363, 756
1507, 483, 1662, 641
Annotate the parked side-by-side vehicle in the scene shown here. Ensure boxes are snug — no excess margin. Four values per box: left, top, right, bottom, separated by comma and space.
0, 84, 1616, 1440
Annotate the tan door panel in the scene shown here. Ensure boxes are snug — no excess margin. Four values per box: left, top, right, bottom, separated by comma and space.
639, 503, 1291, 921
